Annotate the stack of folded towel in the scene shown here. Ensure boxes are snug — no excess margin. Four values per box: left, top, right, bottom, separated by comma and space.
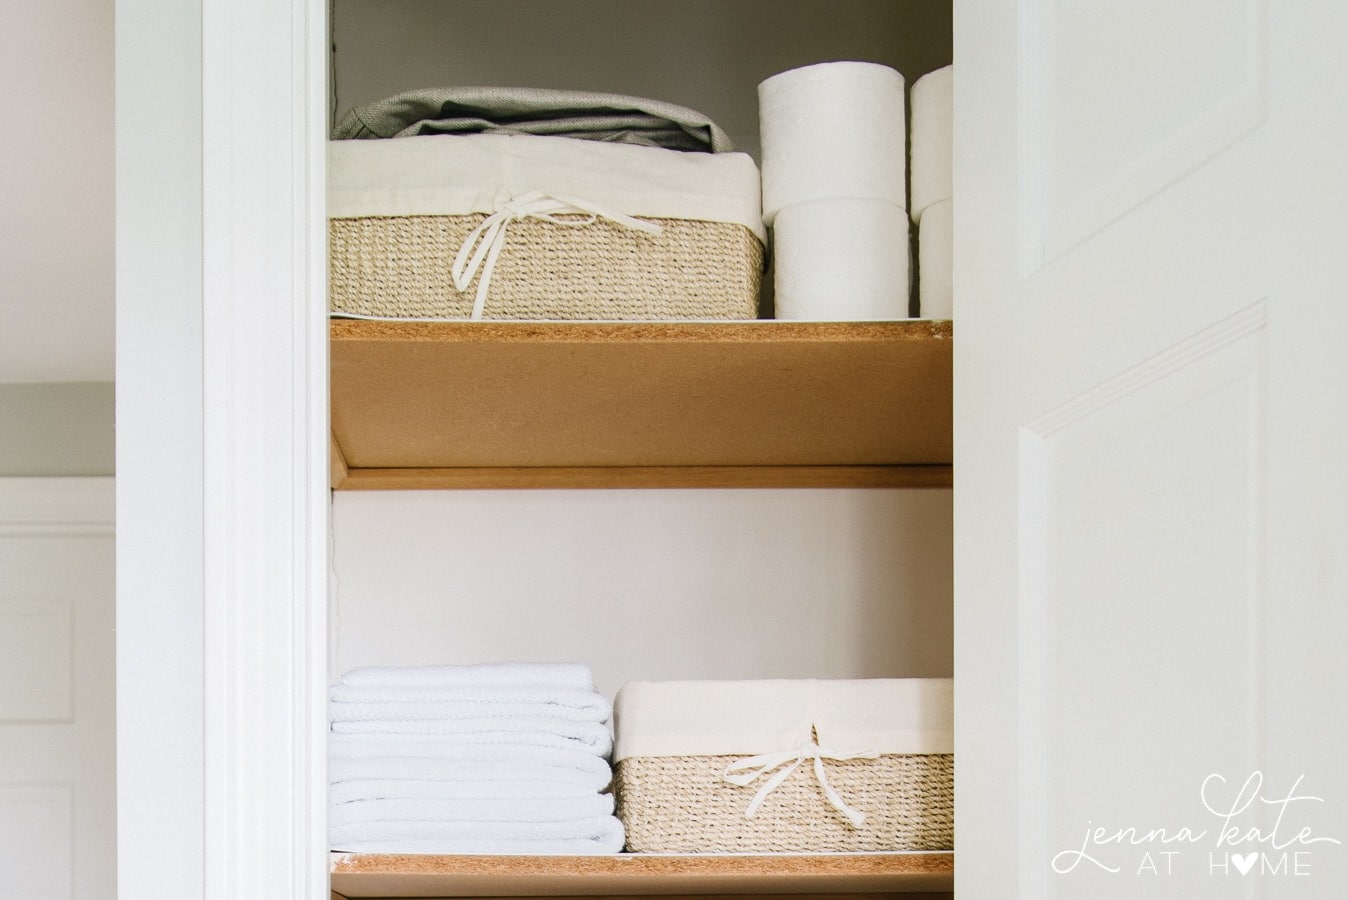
328, 662, 624, 854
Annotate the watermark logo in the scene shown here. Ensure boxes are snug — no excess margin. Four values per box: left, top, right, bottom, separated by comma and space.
1051, 771, 1341, 878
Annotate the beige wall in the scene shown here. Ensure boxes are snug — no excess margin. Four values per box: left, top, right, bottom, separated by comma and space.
0, 384, 115, 476
332, 487, 953, 697
2, 0, 114, 383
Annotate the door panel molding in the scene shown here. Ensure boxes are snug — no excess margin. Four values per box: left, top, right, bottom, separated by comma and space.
0, 477, 114, 898
1024, 302, 1267, 437
1018, 304, 1267, 895
0, 477, 114, 537
1019, 0, 1268, 273
0, 783, 74, 898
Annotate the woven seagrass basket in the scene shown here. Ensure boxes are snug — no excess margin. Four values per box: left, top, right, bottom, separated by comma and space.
614, 752, 954, 853
329, 213, 764, 321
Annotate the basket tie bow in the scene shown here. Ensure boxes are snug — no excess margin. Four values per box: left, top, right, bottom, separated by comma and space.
721, 739, 880, 828
451, 190, 663, 320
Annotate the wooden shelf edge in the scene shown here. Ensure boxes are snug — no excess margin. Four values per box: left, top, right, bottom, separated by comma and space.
328, 318, 952, 488
331, 465, 953, 491
330, 431, 350, 487
329, 851, 953, 897
330, 318, 953, 346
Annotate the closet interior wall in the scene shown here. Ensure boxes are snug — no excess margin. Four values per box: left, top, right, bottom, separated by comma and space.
327, 0, 955, 700
328, 0, 953, 160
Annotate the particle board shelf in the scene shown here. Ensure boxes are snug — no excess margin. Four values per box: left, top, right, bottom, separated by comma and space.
329, 851, 954, 898
329, 319, 952, 490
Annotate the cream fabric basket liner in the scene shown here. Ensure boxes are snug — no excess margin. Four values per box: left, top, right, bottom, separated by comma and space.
328, 134, 765, 321
612, 679, 953, 853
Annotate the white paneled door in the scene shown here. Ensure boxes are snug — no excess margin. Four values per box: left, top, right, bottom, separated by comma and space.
956, 1, 1348, 897
0, 479, 115, 899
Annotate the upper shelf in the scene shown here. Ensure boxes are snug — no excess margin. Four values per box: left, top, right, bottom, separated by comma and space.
329, 851, 954, 898
329, 319, 952, 490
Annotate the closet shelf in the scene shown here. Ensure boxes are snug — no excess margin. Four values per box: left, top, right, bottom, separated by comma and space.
329, 851, 954, 897
329, 319, 952, 490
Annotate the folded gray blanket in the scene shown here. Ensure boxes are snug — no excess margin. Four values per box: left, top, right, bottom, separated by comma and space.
332, 85, 734, 152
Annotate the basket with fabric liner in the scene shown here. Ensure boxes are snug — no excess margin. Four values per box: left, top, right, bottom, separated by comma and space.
328, 132, 766, 321
611, 679, 953, 853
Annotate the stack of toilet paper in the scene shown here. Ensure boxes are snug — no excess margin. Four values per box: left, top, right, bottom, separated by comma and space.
910, 65, 953, 320
759, 61, 910, 320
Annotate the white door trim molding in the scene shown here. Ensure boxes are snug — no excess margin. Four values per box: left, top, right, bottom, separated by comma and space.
201, 1, 329, 896
116, 0, 329, 896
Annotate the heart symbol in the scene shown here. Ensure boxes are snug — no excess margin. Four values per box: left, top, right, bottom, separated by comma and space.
1231, 851, 1259, 876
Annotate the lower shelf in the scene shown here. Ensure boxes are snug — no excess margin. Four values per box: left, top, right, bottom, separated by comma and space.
329, 852, 954, 898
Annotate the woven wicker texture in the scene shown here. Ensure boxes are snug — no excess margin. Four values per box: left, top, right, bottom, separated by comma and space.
614, 753, 953, 853
330, 214, 762, 320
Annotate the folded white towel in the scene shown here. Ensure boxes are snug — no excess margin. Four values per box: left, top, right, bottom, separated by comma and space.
331, 832, 625, 855
328, 756, 612, 791
330, 726, 613, 756
328, 694, 611, 725
329, 814, 626, 853
329, 683, 612, 722
328, 737, 612, 772
329, 793, 615, 829
327, 732, 617, 770
339, 663, 595, 690
329, 716, 614, 756
329, 777, 609, 805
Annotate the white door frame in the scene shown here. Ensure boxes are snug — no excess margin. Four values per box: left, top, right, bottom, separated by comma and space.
115, 0, 329, 896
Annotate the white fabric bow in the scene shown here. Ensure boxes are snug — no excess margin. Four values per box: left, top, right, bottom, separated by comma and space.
721, 739, 880, 828
451, 190, 663, 320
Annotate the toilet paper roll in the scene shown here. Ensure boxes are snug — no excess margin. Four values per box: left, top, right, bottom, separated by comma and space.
759, 61, 906, 225
910, 65, 953, 224
918, 198, 953, 319
772, 198, 910, 321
